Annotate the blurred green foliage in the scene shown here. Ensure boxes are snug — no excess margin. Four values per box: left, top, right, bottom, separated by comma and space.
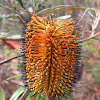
0, 88, 5, 100
0, 0, 100, 100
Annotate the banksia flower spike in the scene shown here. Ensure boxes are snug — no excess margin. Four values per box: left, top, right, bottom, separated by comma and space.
22, 14, 81, 99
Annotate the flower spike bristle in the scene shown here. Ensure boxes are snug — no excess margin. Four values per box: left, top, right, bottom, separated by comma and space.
22, 14, 81, 98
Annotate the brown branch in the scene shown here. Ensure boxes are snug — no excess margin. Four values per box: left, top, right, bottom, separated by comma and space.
1, 35, 21, 41
77, 32, 100, 43
63, 96, 72, 100
76, 8, 89, 25
2, 38, 21, 41
0, 54, 24, 65
6, 80, 24, 87
18, 15, 27, 27
77, 7, 100, 43
19, 89, 30, 100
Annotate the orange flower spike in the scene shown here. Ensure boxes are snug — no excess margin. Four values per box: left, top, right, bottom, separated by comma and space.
32, 16, 46, 29
23, 14, 81, 98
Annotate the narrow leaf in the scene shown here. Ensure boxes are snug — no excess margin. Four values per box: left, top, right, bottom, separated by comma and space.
37, 5, 89, 15
36, 94, 41, 100
0, 88, 5, 100
25, 91, 34, 100
6, 74, 22, 80
10, 87, 26, 100
17, 0, 24, 8
55, 15, 71, 19
83, 44, 100, 55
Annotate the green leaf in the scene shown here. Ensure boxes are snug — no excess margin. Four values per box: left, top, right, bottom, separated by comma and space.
37, 2, 42, 8
25, 3, 30, 8
36, 94, 41, 100
87, 11, 95, 18
0, 17, 2, 23
60, 94, 72, 100
86, 0, 92, 9
14, 7, 17, 11
82, 17, 92, 25
0, 1, 6, 4
55, 15, 71, 19
32, 0, 37, 7
36, 94, 46, 100
37, 8, 50, 15
0, 88, 5, 100
82, 43, 100, 55
6, 74, 22, 80
37, 5, 93, 15
10, 87, 26, 100
6, 4, 13, 9
26, 91, 34, 100
17, 0, 24, 8
39, 96, 46, 100
37, 5, 72, 15
87, 39, 100, 43
0, 33, 19, 39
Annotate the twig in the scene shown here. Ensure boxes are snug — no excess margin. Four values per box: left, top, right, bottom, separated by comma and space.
1, 35, 21, 41
19, 89, 30, 100
18, 15, 27, 28
73, 90, 88, 99
0, 54, 24, 65
64, 96, 72, 100
2, 38, 21, 41
76, 8, 89, 25
0, 33, 24, 41
77, 32, 100, 43
3, 0, 27, 27
6, 80, 24, 87
77, 89, 90, 100
78, 8, 100, 43
91, 8, 100, 35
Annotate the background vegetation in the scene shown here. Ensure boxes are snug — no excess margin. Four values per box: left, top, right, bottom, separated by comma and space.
0, 0, 100, 100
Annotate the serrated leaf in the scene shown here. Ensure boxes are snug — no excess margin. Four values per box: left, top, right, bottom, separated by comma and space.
6, 74, 22, 80
10, 87, 26, 100
0, 88, 5, 100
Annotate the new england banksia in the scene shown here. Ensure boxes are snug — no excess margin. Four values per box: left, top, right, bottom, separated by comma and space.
22, 14, 81, 98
